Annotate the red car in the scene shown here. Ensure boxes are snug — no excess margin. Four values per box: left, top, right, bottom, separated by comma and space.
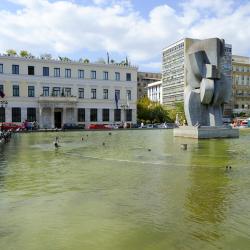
87, 124, 111, 130
0, 122, 25, 131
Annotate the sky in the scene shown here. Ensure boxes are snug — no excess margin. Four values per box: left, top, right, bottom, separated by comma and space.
0, 0, 250, 72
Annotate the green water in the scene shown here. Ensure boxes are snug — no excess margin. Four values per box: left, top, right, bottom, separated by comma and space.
0, 130, 250, 250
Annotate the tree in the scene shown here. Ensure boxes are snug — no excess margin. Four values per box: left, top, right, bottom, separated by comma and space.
83, 58, 90, 63
167, 101, 186, 124
58, 56, 71, 62
137, 96, 170, 123
6, 49, 17, 56
20, 50, 30, 57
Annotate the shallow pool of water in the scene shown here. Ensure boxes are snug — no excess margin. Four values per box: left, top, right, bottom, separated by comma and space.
0, 130, 250, 250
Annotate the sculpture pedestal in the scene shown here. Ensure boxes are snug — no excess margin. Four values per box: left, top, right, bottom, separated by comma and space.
173, 126, 239, 139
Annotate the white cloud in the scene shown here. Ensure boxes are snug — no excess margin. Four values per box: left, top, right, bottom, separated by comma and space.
0, 0, 250, 71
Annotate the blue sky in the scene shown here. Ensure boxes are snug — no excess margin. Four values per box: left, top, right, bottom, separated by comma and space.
0, 0, 250, 72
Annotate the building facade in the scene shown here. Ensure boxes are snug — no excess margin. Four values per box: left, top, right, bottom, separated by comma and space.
162, 38, 232, 109
147, 80, 162, 104
231, 55, 250, 115
137, 72, 161, 99
0, 55, 137, 128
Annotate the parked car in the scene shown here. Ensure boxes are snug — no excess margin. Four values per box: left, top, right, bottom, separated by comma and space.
62, 123, 85, 130
87, 124, 111, 130
0, 122, 25, 131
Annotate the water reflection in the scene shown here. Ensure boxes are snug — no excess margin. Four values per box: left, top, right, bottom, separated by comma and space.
185, 139, 233, 244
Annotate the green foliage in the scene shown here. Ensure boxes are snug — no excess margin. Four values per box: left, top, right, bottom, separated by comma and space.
58, 56, 71, 62
83, 58, 90, 63
6, 49, 17, 56
167, 102, 186, 125
137, 96, 170, 123
20, 50, 29, 57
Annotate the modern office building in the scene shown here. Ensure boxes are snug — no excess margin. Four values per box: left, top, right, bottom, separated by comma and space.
137, 72, 161, 99
0, 55, 137, 128
162, 38, 232, 109
231, 55, 250, 115
147, 80, 162, 104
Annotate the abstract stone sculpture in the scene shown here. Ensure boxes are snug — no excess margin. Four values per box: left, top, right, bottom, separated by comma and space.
184, 38, 231, 127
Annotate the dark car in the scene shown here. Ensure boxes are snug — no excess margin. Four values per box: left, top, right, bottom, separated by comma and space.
62, 123, 85, 130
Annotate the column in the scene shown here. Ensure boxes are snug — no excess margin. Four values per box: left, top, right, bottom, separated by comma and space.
5, 107, 12, 123
121, 108, 126, 122
51, 107, 54, 129
74, 108, 77, 124
110, 109, 114, 123
21, 107, 27, 123
97, 108, 102, 123
38, 107, 43, 128
63, 107, 67, 125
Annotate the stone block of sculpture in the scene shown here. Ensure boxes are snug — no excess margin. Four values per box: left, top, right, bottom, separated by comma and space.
184, 38, 231, 127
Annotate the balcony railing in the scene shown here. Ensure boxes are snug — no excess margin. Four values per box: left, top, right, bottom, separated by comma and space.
38, 95, 77, 103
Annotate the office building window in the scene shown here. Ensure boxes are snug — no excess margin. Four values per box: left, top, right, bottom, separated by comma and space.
115, 72, 120, 81
78, 70, 84, 79
43, 87, 49, 96
102, 109, 109, 122
65, 68, 71, 78
43, 67, 49, 76
126, 109, 132, 121
91, 88, 96, 99
64, 88, 71, 97
103, 89, 108, 99
103, 71, 108, 80
12, 65, 19, 75
0, 107, 5, 122
54, 68, 60, 77
90, 109, 98, 122
78, 88, 84, 98
12, 107, 21, 122
91, 70, 96, 79
127, 90, 131, 100
114, 109, 121, 122
52, 87, 60, 96
0, 64, 3, 74
13, 85, 19, 97
28, 86, 35, 97
126, 73, 131, 81
115, 90, 120, 100
78, 108, 85, 122
27, 108, 36, 122
28, 66, 35, 75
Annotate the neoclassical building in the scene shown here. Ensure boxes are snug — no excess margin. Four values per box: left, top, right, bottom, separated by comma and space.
0, 55, 137, 128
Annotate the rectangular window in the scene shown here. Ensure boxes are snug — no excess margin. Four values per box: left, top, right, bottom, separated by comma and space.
28, 86, 35, 97
52, 87, 60, 96
91, 88, 96, 99
115, 72, 120, 81
65, 68, 71, 78
28, 66, 35, 75
27, 108, 36, 122
12, 107, 21, 122
12, 65, 19, 75
127, 90, 131, 100
0, 84, 4, 94
78, 108, 85, 122
54, 68, 60, 77
13, 85, 19, 97
43, 67, 49, 76
91, 70, 96, 79
0, 64, 3, 74
78, 88, 84, 98
115, 89, 120, 100
126, 73, 131, 81
102, 109, 109, 122
103, 71, 108, 80
0, 107, 5, 122
114, 109, 121, 122
43, 87, 49, 96
126, 109, 132, 121
90, 108, 98, 122
78, 70, 84, 79
64, 88, 71, 97
103, 89, 108, 99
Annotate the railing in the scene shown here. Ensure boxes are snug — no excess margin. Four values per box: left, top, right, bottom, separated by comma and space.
38, 95, 77, 103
